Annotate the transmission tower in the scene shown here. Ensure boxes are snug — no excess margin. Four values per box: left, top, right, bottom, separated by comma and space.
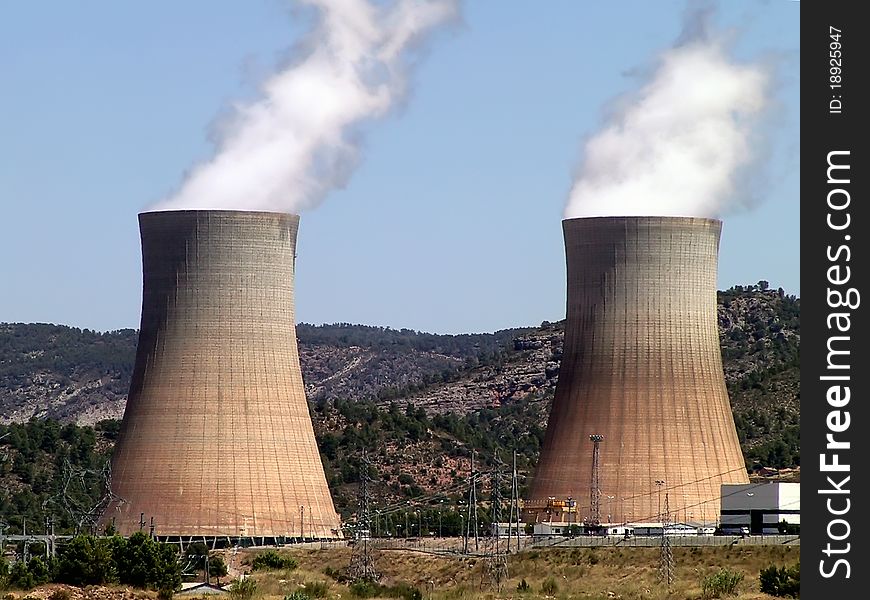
659, 491, 675, 587
482, 458, 508, 592
54, 458, 121, 534
348, 449, 378, 582
589, 434, 604, 526
508, 450, 521, 553
464, 450, 480, 554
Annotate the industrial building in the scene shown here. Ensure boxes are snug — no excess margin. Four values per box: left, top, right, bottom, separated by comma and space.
526, 216, 749, 525
720, 482, 800, 534
100, 210, 341, 539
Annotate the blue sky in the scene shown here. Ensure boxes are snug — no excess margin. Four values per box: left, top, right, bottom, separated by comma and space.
0, 1, 799, 334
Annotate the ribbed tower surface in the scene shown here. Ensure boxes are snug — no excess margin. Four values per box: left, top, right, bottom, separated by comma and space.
101, 210, 341, 537
527, 216, 748, 525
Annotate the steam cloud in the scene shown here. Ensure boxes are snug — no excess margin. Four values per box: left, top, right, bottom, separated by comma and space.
565, 13, 770, 219
153, 0, 458, 213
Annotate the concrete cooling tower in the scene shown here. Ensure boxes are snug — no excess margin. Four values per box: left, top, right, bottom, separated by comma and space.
101, 210, 341, 539
526, 216, 748, 526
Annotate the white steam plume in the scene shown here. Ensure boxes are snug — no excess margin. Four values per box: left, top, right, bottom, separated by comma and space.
565, 12, 770, 219
152, 0, 458, 212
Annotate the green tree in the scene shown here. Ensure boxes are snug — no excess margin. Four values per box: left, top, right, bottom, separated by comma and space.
208, 555, 228, 581
56, 535, 117, 586
114, 532, 182, 592
184, 542, 210, 570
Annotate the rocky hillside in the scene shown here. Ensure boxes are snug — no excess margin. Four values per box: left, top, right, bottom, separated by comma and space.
0, 324, 136, 425
0, 323, 529, 425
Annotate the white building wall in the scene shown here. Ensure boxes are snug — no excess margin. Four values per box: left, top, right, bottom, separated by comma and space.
720, 483, 800, 532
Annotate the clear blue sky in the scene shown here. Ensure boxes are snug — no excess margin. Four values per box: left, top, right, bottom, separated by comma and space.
0, 1, 799, 334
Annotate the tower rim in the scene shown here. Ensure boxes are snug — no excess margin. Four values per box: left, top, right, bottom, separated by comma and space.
139, 208, 300, 218
562, 215, 722, 226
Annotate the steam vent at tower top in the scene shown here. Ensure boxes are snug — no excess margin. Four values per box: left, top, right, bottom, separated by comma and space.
526, 216, 748, 526
100, 210, 341, 539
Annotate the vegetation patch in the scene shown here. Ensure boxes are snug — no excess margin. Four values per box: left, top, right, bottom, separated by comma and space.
250, 551, 298, 572
759, 561, 800, 597
700, 567, 744, 598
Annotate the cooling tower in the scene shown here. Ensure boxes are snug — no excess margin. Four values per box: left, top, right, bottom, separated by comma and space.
101, 210, 341, 538
527, 216, 748, 525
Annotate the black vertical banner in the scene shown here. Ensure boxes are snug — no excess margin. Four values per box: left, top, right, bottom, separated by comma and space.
802, 1, 868, 597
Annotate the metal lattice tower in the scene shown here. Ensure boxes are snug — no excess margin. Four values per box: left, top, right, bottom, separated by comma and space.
348, 449, 378, 582
492, 455, 503, 548
589, 434, 604, 526
508, 450, 521, 553
482, 461, 508, 592
659, 491, 674, 587
464, 450, 480, 554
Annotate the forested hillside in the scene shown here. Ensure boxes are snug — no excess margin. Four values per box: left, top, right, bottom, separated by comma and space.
0, 282, 799, 530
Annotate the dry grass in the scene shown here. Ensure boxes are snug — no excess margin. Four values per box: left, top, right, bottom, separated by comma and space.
225, 544, 799, 600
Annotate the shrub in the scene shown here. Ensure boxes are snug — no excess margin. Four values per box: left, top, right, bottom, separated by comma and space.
251, 550, 297, 572
25, 557, 50, 587
323, 566, 346, 582
701, 567, 744, 598
388, 582, 422, 600
48, 590, 72, 600
516, 578, 531, 592
759, 562, 800, 598
540, 577, 558, 595
7, 557, 51, 590
157, 587, 175, 600
347, 580, 420, 600
285, 593, 311, 600
349, 579, 380, 598
302, 581, 329, 599
8, 561, 36, 590
229, 577, 258, 600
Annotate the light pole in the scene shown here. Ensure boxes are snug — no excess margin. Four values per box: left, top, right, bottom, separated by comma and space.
439, 499, 444, 538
